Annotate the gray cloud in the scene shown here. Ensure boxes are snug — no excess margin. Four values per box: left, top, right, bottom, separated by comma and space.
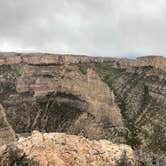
0, 0, 166, 57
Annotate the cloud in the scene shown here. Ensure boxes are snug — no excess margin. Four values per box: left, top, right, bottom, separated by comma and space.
0, 0, 166, 57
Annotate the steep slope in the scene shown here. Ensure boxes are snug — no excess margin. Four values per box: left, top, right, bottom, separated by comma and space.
0, 53, 123, 144
92, 62, 166, 160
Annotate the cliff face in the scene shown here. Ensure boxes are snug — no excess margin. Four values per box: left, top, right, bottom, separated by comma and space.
16, 65, 122, 126
0, 52, 165, 165
93, 62, 166, 158
0, 53, 109, 65
117, 56, 166, 71
0, 53, 124, 146
0, 53, 165, 71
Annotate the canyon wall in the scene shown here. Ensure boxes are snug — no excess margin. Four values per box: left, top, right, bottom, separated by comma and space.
0, 52, 165, 165
0, 52, 166, 71
117, 56, 166, 71
0, 53, 124, 145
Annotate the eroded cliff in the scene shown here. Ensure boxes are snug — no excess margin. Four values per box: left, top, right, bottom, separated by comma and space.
0, 53, 125, 145
0, 52, 165, 165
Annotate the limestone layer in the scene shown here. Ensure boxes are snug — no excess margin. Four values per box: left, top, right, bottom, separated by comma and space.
0, 52, 165, 71
118, 56, 166, 71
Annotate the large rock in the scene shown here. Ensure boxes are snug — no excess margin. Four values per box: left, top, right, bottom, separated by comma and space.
15, 130, 135, 166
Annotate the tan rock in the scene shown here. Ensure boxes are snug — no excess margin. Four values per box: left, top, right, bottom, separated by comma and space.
0, 52, 165, 71
118, 56, 166, 71
16, 131, 135, 166
16, 65, 123, 126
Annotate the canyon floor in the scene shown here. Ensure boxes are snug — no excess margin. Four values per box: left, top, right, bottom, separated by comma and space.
0, 53, 165, 165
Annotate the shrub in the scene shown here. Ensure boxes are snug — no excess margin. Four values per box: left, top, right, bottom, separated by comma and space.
116, 151, 130, 166
0, 146, 38, 166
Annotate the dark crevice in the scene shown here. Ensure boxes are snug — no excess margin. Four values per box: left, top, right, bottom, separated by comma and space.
5, 92, 88, 136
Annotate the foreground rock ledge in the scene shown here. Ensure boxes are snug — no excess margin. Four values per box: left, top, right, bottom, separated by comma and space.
1, 131, 135, 166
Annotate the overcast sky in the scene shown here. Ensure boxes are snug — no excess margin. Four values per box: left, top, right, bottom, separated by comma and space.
0, 0, 166, 57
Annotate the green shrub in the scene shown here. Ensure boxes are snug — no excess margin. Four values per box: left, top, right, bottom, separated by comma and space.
116, 151, 130, 166
78, 64, 89, 75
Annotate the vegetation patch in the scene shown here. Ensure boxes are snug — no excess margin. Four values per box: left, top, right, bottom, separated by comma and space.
0, 146, 38, 166
116, 151, 131, 166
0, 65, 19, 82
93, 63, 126, 86
77, 63, 90, 75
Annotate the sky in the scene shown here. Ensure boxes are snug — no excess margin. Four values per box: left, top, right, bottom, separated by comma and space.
0, 0, 166, 58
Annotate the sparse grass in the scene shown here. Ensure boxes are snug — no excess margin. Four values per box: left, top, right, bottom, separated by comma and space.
93, 63, 126, 86
0, 65, 19, 82
148, 124, 166, 152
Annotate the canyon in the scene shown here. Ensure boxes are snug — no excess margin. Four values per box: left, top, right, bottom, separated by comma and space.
0, 52, 165, 165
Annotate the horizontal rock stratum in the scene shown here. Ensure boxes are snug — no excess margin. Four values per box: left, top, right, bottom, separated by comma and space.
0, 52, 166, 71
0, 52, 97, 65
0, 52, 165, 165
118, 55, 166, 71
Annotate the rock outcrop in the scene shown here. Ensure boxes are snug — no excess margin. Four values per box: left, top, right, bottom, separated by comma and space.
0, 52, 105, 65
0, 52, 165, 71
117, 56, 166, 71
4, 130, 134, 166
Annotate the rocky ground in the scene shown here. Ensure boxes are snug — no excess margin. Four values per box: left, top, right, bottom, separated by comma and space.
0, 130, 135, 166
